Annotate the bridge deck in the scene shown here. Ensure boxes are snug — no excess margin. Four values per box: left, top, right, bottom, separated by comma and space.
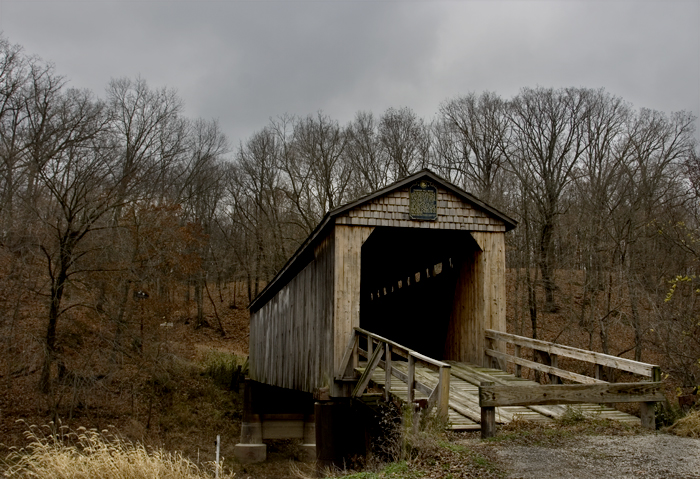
358, 360, 641, 431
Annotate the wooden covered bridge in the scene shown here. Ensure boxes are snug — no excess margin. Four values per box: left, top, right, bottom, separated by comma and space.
234, 170, 663, 464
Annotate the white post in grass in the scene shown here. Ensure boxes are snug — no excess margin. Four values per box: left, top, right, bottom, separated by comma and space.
215, 435, 221, 479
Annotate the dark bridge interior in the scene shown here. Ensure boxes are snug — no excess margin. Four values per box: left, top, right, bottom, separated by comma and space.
359, 227, 480, 360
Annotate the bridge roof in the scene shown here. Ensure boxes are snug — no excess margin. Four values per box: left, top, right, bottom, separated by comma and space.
249, 169, 517, 312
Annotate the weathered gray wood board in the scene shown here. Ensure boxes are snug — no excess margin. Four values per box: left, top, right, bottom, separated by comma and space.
445, 232, 506, 367
485, 329, 660, 378
479, 382, 664, 407
334, 225, 374, 377
249, 232, 336, 393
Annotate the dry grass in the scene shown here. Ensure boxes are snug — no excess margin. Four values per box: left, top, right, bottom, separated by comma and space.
2, 423, 233, 479
666, 410, 700, 438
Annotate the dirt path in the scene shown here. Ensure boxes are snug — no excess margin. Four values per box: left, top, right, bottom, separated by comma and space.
461, 433, 700, 479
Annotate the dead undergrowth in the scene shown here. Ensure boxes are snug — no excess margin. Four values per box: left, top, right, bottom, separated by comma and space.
1, 423, 235, 479
666, 410, 700, 438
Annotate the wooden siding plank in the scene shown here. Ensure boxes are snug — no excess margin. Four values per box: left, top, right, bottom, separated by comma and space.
333, 225, 374, 396
248, 230, 335, 393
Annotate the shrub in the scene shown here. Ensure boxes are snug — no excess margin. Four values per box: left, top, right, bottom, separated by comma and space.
655, 401, 686, 428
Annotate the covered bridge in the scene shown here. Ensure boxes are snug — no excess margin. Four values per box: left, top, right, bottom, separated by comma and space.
249, 169, 514, 393
234, 169, 661, 465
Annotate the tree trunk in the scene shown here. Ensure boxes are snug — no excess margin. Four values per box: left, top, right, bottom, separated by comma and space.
41, 262, 68, 394
195, 272, 205, 328
626, 268, 643, 362
247, 271, 252, 303
524, 215, 539, 340
515, 266, 523, 336
599, 271, 614, 356
526, 266, 538, 339
204, 277, 226, 336
539, 220, 557, 312
111, 280, 131, 365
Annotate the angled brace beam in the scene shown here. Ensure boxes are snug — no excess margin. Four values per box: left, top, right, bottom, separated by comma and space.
336, 332, 359, 380
352, 344, 384, 398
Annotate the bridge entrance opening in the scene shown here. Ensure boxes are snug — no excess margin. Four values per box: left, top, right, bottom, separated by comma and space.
359, 227, 480, 360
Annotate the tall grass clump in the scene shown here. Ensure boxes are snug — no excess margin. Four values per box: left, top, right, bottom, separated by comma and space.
202, 350, 245, 391
2, 423, 232, 479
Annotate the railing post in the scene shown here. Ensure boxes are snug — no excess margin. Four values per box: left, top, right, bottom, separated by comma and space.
407, 354, 415, 405
640, 366, 662, 430
384, 342, 392, 402
514, 345, 521, 378
480, 381, 496, 439
437, 365, 450, 421
367, 336, 373, 359
640, 402, 656, 429
550, 354, 560, 384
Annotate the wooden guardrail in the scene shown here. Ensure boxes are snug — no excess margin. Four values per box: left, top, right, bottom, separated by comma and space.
481, 329, 664, 438
336, 327, 451, 420
478, 380, 665, 437
484, 329, 661, 384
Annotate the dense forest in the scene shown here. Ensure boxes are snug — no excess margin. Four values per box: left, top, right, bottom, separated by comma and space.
1, 34, 699, 423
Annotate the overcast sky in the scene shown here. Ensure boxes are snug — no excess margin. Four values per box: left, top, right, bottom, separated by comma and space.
2, 0, 699, 145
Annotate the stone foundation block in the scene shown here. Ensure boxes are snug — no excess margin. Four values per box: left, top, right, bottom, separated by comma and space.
233, 443, 267, 463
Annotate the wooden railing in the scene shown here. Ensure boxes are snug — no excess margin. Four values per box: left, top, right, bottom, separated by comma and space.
336, 327, 451, 420
484, 329, 661, 383
480, 329, 664, 437
478, 380, 665, 437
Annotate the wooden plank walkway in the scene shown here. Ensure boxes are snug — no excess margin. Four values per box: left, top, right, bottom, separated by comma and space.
358, 360, 641, 431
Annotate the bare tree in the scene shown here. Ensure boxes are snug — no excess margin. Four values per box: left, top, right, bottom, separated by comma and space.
25, 88, 111, 395
504, 87, 590, 313
0, 37, 61, 241
571, 90, 631, 354
224, 125, 307, 300
103, 77, 188, 353
106, 77, 188, 211
650, 145, 700, 385
378, 106, 430, 180
437, 92, 509, 204
615, 108, 696, 361
274, 112, 351, 235
180, 118, 229, 331
345, 111, 390, 196
295, 112, 351, 215
270, 115, 317, 234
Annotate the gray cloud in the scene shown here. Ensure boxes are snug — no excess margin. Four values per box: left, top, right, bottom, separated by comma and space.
3, 0, 698, 144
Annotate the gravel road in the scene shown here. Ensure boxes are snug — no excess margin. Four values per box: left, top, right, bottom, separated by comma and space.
464, 433, 700, 479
